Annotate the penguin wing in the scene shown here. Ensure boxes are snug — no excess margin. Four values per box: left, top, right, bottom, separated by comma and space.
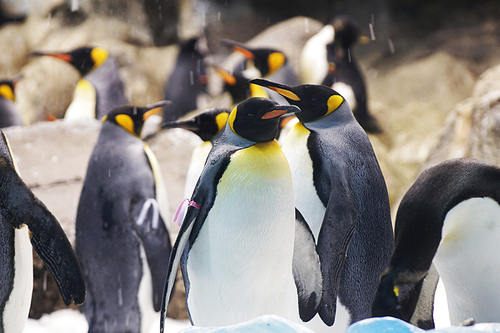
131, 198, 172, 311
0, 158, 86, 306
293, 209, 323, 322
316, 164, 358, 326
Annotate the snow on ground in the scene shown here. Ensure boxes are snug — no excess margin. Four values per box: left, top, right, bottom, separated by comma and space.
23, 309, 191, 333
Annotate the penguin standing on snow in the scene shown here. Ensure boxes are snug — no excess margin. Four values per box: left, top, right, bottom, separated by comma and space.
161, 108, 229, 198
0, 77, 23, 128
0, 130, 85, 333
372, 158, 500, 327
160, 97, 322, 331
163, 37, 209, 122
250, 78, 394, 331
31, 46, 128, 121
75, 101, 172, 333
321, 16, 381, 133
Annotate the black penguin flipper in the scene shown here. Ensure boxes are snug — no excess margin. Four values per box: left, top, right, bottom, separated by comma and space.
160, 204, 200, 333
0, 163, 86, 306
293, 209, 322, 322
317, 170, 357, 326
131, 198, 172, 311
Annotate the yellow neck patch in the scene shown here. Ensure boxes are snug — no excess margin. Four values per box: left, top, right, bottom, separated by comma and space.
90, 47, 109, 70
319, 94, 344, 119
115, 114, 136, 136
215, 113, 229, 132
268, 52, 285, 75
0, 84, 15, 101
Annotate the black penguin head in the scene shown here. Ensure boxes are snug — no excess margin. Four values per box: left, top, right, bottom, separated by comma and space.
222, 39, 287, 77
331, 16, 368, 49
249, 79, 344, 123
228, 97, 300, 142
30, 46, 109, 76
103, 101, 171, 137
161, 108, 230, 142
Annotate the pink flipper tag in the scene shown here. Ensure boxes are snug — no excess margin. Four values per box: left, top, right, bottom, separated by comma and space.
172, 198, 200, 227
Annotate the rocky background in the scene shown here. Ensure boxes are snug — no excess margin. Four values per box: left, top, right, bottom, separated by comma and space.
0, 0, 499, 321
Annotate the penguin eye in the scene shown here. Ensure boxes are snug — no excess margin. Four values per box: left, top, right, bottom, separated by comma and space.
247, 113, 255, 117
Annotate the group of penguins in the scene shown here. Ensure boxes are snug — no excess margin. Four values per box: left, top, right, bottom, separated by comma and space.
0, 14, 499, 333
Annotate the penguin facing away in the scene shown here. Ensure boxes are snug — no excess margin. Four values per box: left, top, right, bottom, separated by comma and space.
31, 46, 128, 120
372, 158, 500, 327
250, 78, 394, 330
0, 130, 85, 333
163, 37, 209, 123
161, 108, 230, 198
299, 23, 335, 84
321, 16, 382, 133
0, 78, 23, 128
75, 101, 172, 333
160, 97, 322, 331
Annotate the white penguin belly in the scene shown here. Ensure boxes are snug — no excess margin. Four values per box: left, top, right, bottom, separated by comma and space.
281, 123, 326, 241
64, 79, 97, 121
4, 225, 33, 333
184, 142, 212, 199
137, 245, 156, 333
433, 197, 500, 325
186, 142, 298, 326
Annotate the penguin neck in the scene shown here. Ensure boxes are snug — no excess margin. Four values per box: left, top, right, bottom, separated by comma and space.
215, 123, 256, 150
303, 103, 355, 131
100, 121, 142, 143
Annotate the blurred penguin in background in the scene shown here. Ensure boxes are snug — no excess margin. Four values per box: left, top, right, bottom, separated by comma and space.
0, 76, 23, 128
31, 46, 128, 121
163, 37, 209, 122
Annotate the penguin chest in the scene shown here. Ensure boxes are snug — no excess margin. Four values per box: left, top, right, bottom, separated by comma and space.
186, 141, 298, 326
282, 123, 326, 241
433, 197, 500, 325
64, 79, 97, 121
3, 226, 33, 333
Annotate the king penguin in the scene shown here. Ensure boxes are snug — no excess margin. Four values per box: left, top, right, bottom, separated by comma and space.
161, 108, 230, 198
321, 16, 382, 133
31, 46, 128, 121
75, 101, 172, 332
372, 158, 500, 328
0, 77, 23, 128
160, 97, 323, 331
163, 37, 209, 122
0, 130, 85, 333
250, 78, 394, 331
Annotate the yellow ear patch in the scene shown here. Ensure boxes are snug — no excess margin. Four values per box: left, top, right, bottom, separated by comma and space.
215, 112, 229, 132
249, 83, 269, 98
90, 47, 109, 70
228, 106, 237, 134
268, 52, 285, 75
393, 285, 400, 297
319, 94, 344, 119
115, 114, 135, 135
0, 84, 15, 101
269, 87, 300, 101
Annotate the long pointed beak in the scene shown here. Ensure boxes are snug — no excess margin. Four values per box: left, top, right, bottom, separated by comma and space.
161, 118, 199, 131
29, 51, 73, 63
249, 78, 301, 101
143, 100, 171, 121
261, 105, 301, 119
221, 39, 254, 60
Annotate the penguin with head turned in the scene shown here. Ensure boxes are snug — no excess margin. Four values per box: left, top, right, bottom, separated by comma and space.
372, 158, 500, 328
161, 108, 230, 198
75, 101, 172, 332
163, 37, 209, 122
0, 77, 23, 128
321, 16, 382, 133
160, 97, 323, 331
0, 130, 85, 333
31, 46, 128, 121
250, 78, 394, 331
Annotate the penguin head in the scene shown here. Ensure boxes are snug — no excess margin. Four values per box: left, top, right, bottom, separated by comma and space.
249, 79, 344, 123
103, 101, 171, 137
330, 16, 369, 49
161, 108, 230, 142
222, 39, 287, 77
31, 46, 109, 76
228, 97, 300, 142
